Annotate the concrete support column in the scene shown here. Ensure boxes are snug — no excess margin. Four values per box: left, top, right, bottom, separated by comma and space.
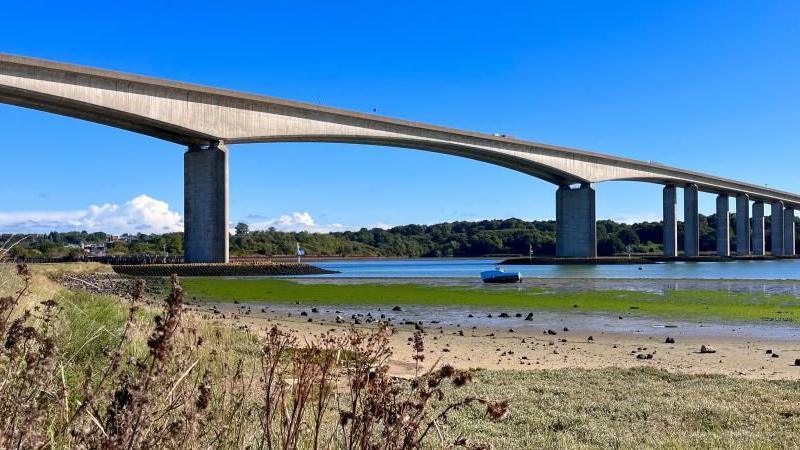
556, 184, 597, 258
716, 194, 730, 257
752, 201, 765, 256
735, 194, 750, 256
184, 143, 229, 263
683, 184, 699, 257
663, 185, 678, 257
771, 201, 784, 256
784, 207, 796, 256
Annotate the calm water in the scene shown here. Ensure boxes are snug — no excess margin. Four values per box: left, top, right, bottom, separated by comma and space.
311, 258, 800, 280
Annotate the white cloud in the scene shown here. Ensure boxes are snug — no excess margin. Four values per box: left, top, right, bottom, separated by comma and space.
244, 212, 391, 233
246, 212, 345, 233
0, 195, 183, 234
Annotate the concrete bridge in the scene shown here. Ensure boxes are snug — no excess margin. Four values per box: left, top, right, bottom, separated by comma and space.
0, 53, 797, 262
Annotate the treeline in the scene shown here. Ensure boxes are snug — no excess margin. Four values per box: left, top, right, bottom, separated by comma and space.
4, 231, 183, 259
5, 215, 798, 259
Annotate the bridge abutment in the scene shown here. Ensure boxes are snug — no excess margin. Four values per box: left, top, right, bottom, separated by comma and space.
752, 201, 765, 256
184, 143, 229, 263
716, 194, 730, 256
772, 201, 784, 256
683, 185, 699, 257
556, 184, 597, 258
735, 194, 750, 256
663, 185, 678, 257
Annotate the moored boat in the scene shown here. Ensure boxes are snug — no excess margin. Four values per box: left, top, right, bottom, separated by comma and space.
480, 267, 522, 283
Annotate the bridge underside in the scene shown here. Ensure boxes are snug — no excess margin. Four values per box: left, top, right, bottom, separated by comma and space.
1, 53, 799, 262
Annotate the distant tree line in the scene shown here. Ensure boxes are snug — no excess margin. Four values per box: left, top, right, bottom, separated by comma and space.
7, 214, 799, 259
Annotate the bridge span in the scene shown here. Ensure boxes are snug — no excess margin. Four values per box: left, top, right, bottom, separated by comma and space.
0, 53, 797, 262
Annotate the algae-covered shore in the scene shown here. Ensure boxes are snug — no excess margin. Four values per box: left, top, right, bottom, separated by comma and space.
181, 277, 800, 324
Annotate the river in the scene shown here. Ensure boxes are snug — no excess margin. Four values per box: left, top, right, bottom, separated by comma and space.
309, 258, 800, 280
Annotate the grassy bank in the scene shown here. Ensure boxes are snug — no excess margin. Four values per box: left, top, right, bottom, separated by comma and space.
6, 265, 800, 448
444, 367, 800, 449
182, 278, 800, 323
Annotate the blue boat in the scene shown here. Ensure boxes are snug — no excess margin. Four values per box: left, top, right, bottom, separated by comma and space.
480, 267, 522, 283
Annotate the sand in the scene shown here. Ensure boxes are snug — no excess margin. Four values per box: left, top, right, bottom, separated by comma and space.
192, 302, 800, 380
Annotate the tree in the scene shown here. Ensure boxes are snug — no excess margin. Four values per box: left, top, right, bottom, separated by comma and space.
235, 222, 250, 237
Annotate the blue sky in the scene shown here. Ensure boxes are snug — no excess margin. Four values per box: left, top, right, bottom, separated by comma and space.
1, 1, 798, 234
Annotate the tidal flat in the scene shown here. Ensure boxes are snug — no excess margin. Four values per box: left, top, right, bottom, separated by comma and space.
182, 277, 800, 324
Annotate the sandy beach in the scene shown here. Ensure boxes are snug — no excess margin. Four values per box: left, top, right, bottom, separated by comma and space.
196, 300, 800, 380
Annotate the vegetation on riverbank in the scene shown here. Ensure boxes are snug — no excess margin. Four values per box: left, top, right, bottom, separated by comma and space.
5, 263, 800, 448
11, 214, 800, 259
0, 263, 504, 448
182, 278, 800, 323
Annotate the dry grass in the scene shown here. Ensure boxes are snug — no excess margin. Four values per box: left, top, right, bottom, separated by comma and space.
443, 368, 800, 449
0, 265, 503, 449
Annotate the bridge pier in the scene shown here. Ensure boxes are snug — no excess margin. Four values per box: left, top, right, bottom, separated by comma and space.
663, 185, 677, 257
784, 207, 796, 256
683, 184, 699, 257
772, 201, 784, 256
752, 201, 765, 256
556, 184, 597, 258
716, 194, 730, 256
735, 194, 750, 256
184, 143, 229, 263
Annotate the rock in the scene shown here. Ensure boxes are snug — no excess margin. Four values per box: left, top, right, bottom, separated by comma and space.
392, 306, 403, 311
700, 345, 716, 354
766, 349, 772, 354
546, 329, 557, 335
772, 353, 779, 358
587, 336, 594, 341
794, 359, 800, 366
508, 329, 515, 333
524, 313, 534, 321
665, 337, 675, 344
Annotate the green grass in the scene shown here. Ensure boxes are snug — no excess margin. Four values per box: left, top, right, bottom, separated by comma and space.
443, 367, 800, 449
182, 278, 800, 323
